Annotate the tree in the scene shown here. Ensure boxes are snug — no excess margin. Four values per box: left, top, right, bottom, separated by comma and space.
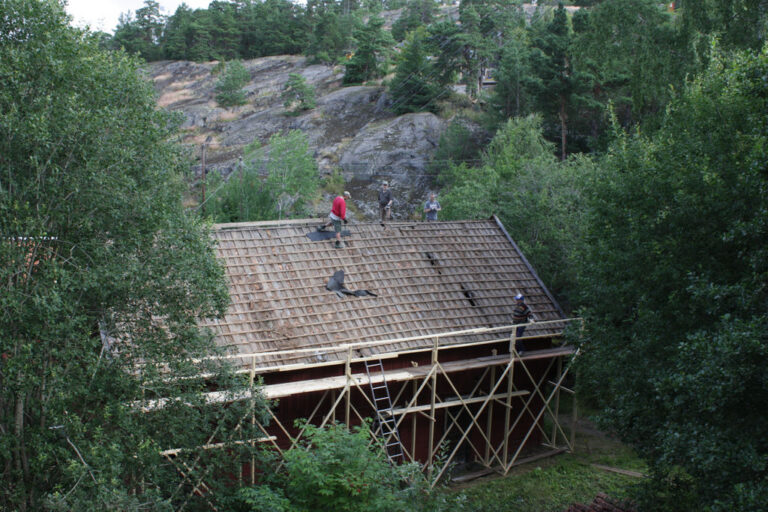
424, 21, 464, 89
282, 72, 317, 112
162, 3, 194, 60
488, 26, 536, 123
343, 15, 393, 85
235, 423, 454, 512
0, 2, 266, 508
575, 46, 768, 511
440, 116, 587, 299
457, 2, 485, 99
676, 0, 768, 55
110, 0, 165, 61
528, 3, 589, 159
572, 0, 683, 144
208, 0, 241, 60
455, 0, 520, 100
429, 117, 486, 173
263, 131, 320, 219
215, 59, 250, 107
389, 27, 442, 114
204, 131, 320, 223
305, 0, 356, 63
391, 0, 437, 42
253, 0, 308, 57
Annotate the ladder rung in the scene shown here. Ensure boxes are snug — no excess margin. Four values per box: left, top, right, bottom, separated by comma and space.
371, 385, 387, 390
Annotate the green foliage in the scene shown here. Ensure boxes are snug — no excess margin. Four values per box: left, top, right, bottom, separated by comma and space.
572, 0, 683, 144
424, 21, 464, 88
527, 3, 592, 158
110, 0, 165, 60
203, 164, 274, 223
321, 168, 347, 196
306, 0, 358, 64
488, 27, 536, 125
429, 117, 486, 173
282, 72, 317, 112
389, 27, 443, 114
112, 0, 308, 62
206, 131, 320, 222
236, 422, 459, 512
454, 0, 522, 100
0, 1, 268, 509
575, 46, 768, 510
343, 16, 393, 85
457, 459, 635, 512
216, 60, 250, 107
391, 0, 438, 42
263, 130, 320, 219
440, 116, 587, 300
677, 0, 768, 55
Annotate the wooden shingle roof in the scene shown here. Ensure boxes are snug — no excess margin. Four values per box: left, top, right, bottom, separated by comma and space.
203, 217, 566, 371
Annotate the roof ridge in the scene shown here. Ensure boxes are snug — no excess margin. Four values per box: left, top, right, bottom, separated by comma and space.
214, 218, 496, 231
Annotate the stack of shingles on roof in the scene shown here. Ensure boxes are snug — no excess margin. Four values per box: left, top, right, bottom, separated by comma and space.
563, 493, 636, 512
204, 219, 567, 372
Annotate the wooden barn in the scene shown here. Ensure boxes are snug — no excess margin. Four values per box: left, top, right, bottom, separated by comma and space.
193, 216, 578, 484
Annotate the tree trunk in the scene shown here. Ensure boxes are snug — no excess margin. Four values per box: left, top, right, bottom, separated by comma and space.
14, 392, 29, 511
559, 95, 567, 161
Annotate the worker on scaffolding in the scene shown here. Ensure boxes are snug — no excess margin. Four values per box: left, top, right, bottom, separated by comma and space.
512, 294, 535, 354
318, 191, 351, 249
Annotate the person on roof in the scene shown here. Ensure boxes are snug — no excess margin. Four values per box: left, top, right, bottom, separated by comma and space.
423, 193, 441, 221
512, 294, 535, 354
318, 191, 351, 249
378, 180, 393, 223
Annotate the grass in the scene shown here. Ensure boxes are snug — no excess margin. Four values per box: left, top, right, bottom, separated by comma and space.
444, 417, 646, 512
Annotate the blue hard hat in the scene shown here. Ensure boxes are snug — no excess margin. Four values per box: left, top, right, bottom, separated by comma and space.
514, 294, 524, 301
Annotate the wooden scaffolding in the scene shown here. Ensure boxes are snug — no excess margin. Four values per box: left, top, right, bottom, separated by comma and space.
155, 318, 579, 489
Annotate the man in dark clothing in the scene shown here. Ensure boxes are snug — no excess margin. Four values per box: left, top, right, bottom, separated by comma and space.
512, 294, 534, 354
318, 191, 351, 248
378, 181, 393, 223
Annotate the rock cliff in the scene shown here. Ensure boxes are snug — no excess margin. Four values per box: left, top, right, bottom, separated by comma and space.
147, 56, 448, 219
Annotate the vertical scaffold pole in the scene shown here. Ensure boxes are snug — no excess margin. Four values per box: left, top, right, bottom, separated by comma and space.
484, 364, 496, 466
503, 331, 517, 472
571, 370, 579, 451
411, 380, 417, 461
551, 356, 563, 447
250, 356, 256, 485
427, 336, 438, 477
345, 347, 352, 427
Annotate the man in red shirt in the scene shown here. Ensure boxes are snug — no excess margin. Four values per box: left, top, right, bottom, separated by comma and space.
318, 191, 351, 248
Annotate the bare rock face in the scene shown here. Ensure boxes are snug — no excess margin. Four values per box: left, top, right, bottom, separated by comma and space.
146, 56, 447, 218
338, 112, 444, 220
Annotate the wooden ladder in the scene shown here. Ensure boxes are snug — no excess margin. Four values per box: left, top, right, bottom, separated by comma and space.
364, 359, 404, 463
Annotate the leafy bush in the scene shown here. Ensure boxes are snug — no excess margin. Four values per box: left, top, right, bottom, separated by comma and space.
204, 130, 319, 222
575, 46, 768, 511
440, 115, 588, 303
215, 60, 250, 107
282, 73, 316, 113
235, 422, 462, 512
